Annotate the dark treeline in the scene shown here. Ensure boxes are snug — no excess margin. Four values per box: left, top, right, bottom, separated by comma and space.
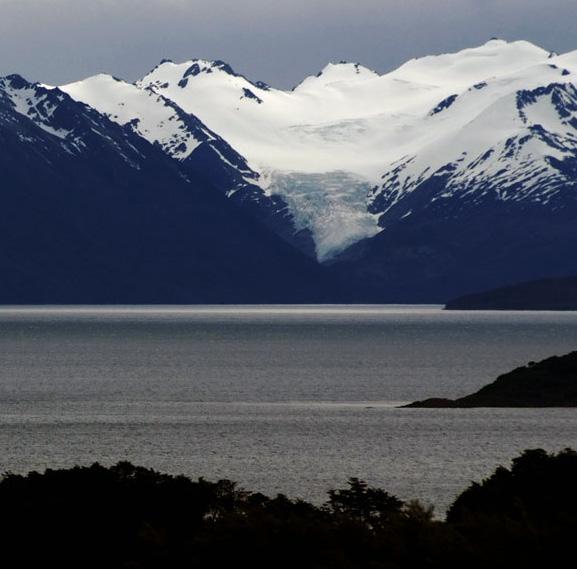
2, 448, 577, 568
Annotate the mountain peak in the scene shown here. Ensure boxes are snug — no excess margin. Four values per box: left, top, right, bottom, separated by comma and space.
137, 57, 272, 101
1, 73, 33, 90
470, 38, 549, 57
485, 37, 507, 45
318, 61, 376, 75
177, 59, 239, 79
138, 58, 256, 92
72, 73, 123, 86
295, 61, 378, 91
389, 38, 550, 87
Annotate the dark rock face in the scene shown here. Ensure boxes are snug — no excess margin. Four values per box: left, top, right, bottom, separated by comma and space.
445, 276, 577, 310
330, 203, 577, 303
404, 352, 577, 408
429, 93, 458, 115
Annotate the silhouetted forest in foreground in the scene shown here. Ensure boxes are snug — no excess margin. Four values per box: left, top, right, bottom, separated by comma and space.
2, 448, 576, 569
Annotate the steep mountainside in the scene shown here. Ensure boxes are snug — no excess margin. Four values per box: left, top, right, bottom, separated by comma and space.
330, 203, 577, 302
329, 66, 577, 301
0, 75, 336, 303
61, 74, 315, 256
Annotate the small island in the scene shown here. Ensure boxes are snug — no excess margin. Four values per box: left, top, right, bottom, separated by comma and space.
444, 276, 577, 310
404, 351, 577, 407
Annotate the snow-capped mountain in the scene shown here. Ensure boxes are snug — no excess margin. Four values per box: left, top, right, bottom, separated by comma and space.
130, 39, 577, 260
371, 56, 577, 228
0, 74, 335, 303
0, 73, 154, 165
135, 57, 388, 259
60, 74, 313, 256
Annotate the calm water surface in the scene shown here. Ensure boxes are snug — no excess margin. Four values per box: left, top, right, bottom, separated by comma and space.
0, 305, 576, 514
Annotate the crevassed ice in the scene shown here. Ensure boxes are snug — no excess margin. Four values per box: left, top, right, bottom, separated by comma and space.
266, 171, 380, 261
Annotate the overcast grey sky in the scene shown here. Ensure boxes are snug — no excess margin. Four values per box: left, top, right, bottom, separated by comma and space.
1, 0, 576, 88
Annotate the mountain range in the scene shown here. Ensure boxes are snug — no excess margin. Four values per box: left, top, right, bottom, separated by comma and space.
2, 39, 577, 303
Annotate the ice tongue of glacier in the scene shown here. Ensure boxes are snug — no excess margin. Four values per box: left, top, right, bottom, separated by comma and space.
264, 171, 379, 262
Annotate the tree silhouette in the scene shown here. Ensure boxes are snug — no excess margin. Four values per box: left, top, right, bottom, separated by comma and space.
327, 477, 404, 527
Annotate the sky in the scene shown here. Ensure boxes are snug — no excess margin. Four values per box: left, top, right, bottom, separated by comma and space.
1, 0, 577, 88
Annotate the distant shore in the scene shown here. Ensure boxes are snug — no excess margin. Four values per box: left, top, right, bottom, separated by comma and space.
445, 276, 577, 311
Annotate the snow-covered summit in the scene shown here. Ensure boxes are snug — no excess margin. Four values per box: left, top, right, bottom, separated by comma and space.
62, 73, 215, 159
139, 58, 268, 100
294, 62, 379, 90
389, 39, 550, 87
0, 72, 184, 173
61, 71, 264, 187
